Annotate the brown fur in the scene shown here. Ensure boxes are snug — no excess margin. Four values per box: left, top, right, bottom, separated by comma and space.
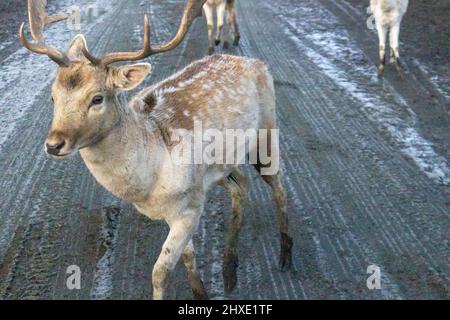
143, 93, 157, 112
56, 63, 93, 91
220, 169, 248, 294
135, 55, 249, 134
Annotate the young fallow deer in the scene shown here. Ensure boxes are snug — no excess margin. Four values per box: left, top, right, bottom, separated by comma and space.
203, 0, 240, 55
370, 0, 409, 77
20, 0, 292, 299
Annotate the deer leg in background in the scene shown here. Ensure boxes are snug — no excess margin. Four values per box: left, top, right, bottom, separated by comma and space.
227, 0, 240, 46
215, 1, 226, 46
223, 4, 232, 49
376, 22, 388, 77
223, 0, 235, 49
203, 2, 215, 55
389, 22, 403, 73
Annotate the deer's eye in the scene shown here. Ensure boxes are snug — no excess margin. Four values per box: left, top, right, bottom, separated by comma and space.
91, 95, 104, 105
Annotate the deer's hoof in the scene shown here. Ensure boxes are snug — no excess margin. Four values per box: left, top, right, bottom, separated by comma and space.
223, 249, 238, 295
377, 65, 385, 78
395, 61, 405, 80
279, 232, 293, 272
208, 47, 215, 55
223, 41, 230, 49
395, 58, 404, 70
215, 39, 221, 46
192, 288, 209, 300
233, 36, 240, 46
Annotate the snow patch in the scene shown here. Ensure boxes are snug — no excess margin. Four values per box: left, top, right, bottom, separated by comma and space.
0, 41, 13, 52
90, 207, 120, 300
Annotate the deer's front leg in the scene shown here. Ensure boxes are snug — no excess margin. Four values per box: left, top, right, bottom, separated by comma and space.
152, 214, 200, 300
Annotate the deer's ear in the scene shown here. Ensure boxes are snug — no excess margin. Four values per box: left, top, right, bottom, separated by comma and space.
111, 63, 152, 91
67, 34, 89, 62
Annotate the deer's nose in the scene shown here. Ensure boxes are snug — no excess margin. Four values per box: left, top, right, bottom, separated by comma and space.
46, 140, 66, 155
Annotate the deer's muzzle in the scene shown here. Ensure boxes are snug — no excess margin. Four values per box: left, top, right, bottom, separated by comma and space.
45, 131, 73, 157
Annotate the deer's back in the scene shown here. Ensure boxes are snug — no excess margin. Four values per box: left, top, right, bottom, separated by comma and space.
132, 54, 274, 133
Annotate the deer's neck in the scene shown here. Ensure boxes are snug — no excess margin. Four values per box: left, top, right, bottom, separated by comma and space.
79, 103, 165, 203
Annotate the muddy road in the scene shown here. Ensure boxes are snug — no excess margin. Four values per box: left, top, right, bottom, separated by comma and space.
0, 0, 448, 300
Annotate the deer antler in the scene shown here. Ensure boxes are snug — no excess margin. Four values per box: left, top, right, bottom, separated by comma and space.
82, 0, 206, 66
19, 0, 69, 66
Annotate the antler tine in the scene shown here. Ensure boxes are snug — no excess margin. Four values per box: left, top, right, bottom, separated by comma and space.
98, 0, 206, 66
98, 15, 152, 66
20, 0, 70, 66
19, 23, 70, 66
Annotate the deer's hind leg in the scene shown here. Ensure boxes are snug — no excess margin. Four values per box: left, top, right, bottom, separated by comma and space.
254, 165, 293, 271
219, 169, 248, 295
223, 2, 232, 49
182, 240, 209, 300
253, 126, 293, 271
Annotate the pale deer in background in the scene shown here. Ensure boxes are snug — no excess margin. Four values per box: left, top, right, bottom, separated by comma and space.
203, 0, 241, 55
20, 0, 292, 299
370, 0, 409, 76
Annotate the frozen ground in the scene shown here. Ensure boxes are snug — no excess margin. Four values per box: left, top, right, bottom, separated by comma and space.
0, 0, 448, 299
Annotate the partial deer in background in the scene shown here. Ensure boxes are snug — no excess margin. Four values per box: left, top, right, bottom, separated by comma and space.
370, 0, 409, 77
203, 0, 240, 54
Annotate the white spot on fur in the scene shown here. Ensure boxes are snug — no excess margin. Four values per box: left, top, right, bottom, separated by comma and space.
228, 107, 244, 114
154, 90, 166, 110
163, 86, 180, 94
212, 91, 224, 104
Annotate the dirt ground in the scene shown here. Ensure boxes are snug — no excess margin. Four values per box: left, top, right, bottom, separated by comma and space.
0, 0, 26, 39
0, 0, 449, 300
